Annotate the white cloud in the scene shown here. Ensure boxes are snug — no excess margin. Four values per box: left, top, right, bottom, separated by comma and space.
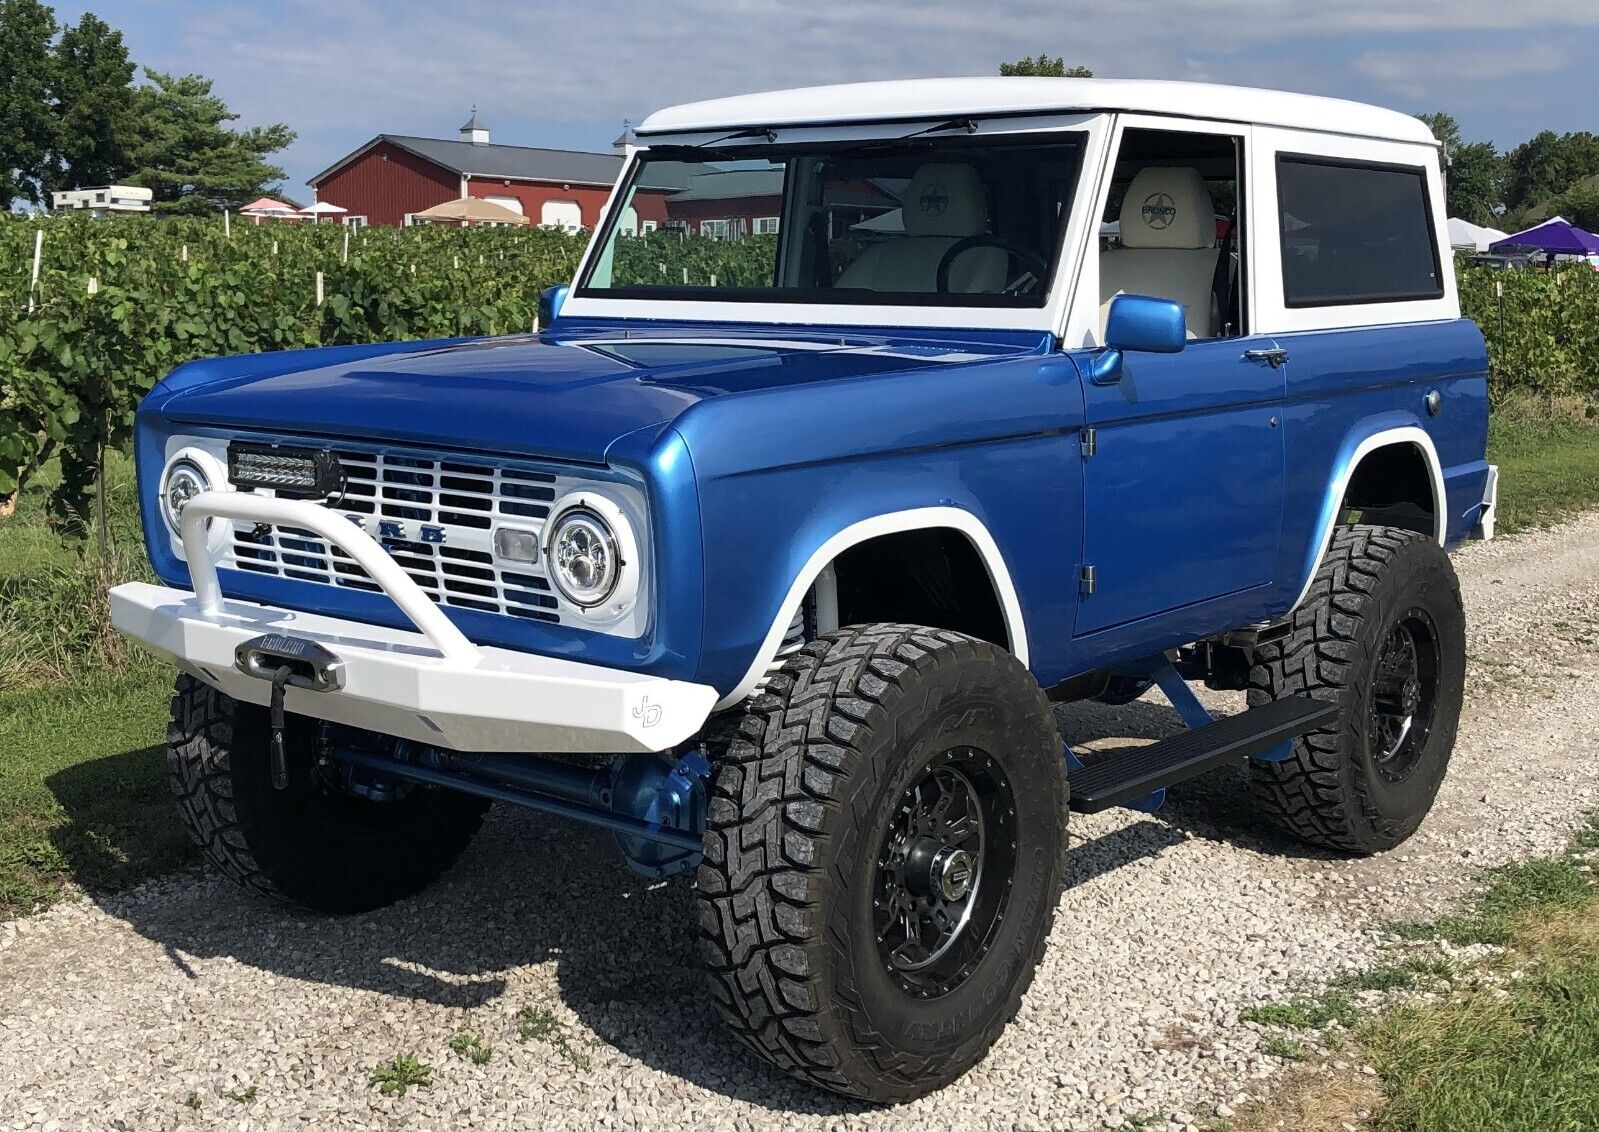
1354, 43, 1571, 100
118, 0, 1595, 184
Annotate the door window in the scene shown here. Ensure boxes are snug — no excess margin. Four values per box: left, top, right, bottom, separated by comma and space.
1100, 128, 1246, 340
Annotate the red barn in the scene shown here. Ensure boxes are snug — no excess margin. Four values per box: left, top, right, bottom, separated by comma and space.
308, 113, 674, 230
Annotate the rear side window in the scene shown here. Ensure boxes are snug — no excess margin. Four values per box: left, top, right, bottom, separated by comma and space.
1276, 156, 1442, 307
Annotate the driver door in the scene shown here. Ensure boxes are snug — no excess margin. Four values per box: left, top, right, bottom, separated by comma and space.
1073, 121, 1286, 637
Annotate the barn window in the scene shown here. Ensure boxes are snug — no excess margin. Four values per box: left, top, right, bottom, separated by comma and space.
484, 195, 524, 216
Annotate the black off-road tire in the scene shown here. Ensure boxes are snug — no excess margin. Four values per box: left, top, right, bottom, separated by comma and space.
695, 624, 1066, 1102
1248, 525, 1466, 854
167, 673, 489, 913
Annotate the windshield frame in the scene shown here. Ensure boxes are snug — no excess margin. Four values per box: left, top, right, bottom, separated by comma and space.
559, 112, 1110, 334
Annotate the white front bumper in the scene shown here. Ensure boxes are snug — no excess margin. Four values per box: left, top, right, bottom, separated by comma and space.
111, 582, 718, 753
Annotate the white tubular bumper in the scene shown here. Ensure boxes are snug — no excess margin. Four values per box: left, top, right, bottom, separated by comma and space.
111, 492, 717, 753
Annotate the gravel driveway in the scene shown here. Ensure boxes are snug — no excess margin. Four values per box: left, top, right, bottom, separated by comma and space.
3, 514, 1597, 1132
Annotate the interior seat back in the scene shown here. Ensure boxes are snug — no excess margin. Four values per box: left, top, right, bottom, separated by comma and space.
836, 163, 1007, 294
1099, 166, 1219, 338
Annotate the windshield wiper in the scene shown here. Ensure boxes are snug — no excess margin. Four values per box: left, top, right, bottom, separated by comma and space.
686, 125, 779, 149
895, 117, 980, 140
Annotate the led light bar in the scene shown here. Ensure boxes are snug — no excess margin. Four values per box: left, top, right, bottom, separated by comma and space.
227, 441, 345, 498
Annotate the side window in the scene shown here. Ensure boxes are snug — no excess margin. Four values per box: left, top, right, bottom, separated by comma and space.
1275, 157, 1441, 306
1100, 128, 1245, 340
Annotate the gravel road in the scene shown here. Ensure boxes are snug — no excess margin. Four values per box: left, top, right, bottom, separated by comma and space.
3, 515, 1597, 1132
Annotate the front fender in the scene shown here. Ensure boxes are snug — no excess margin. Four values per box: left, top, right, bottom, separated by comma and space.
673, 352, 1085, 701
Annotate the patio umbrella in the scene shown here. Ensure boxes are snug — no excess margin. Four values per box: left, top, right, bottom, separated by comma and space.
239, 197, 302, 224
300, 201, 348, 224
1489, 215, 1599, 257
240, 197, 299, 215
412, 197, 530, 226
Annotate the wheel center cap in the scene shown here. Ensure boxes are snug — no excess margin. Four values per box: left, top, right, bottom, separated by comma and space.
934, 847, 975, 902
1402, 677, 1421, 715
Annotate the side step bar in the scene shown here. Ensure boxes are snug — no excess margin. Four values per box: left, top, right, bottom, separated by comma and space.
1069, 695, 1337, 814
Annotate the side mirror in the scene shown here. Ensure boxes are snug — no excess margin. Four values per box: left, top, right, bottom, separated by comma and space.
538, 284, 569, 329
1088, 294, 1187, 385
1106, 294, 1187, 354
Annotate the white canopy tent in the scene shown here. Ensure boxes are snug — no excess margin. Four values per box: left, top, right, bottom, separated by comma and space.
1448, 217, 1508, 253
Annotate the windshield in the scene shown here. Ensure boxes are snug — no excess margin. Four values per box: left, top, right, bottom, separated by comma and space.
577, 132, 1087, 308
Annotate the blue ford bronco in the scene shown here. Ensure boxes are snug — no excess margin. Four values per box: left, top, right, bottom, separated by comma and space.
113, 79, 1498, 1102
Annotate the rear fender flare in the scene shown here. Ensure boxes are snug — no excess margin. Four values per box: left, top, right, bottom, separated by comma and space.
1290, 423, 1444, 613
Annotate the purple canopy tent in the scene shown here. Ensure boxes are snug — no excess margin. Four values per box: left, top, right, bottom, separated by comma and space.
1489, 215, 1599, 257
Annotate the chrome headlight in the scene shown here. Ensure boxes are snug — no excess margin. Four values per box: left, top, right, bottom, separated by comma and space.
544, 492, 640, 616
159, 457, 210, 536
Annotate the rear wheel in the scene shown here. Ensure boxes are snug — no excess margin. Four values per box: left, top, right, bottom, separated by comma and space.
167, 674, 489, 913
1249, 525, 1465, 854
695, 624, 1065, 1102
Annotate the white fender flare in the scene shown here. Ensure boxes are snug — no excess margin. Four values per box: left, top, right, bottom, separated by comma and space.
716, 507, 1029, 710
1290, 426, 1446, 613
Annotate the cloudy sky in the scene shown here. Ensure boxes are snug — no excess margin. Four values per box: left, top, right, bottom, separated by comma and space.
60, 1, 1599, 192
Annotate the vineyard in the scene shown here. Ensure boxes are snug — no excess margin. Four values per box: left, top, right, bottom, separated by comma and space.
3, 212, 1598, 521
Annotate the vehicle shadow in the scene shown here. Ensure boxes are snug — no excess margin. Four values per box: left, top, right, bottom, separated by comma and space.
57, 691, 1327, 1113
42, 743, 196, 897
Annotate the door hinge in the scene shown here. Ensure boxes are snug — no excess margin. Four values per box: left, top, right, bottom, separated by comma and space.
1080, 426, 1097, 458
1079, 564, 1098, 596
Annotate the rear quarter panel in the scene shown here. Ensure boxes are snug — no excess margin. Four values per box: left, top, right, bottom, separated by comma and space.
1272, 317, 1490, 613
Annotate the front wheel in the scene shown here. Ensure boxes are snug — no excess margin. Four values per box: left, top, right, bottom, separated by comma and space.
1249, 525, 1466, 854
695, 625, 1065, 1102
167, 674, 489, 913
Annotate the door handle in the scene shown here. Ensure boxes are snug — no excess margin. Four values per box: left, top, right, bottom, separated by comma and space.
1244, 348, 1289, 368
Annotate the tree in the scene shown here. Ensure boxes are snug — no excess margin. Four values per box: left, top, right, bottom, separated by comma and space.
47, 11, 136, 194
0, 0, 59, 209
1416, 112, 1504, 225
1000, 55, 1093, 78
1552, 176, 1599, 233
121, 70, 295, 213
1503, 129, 1599, 216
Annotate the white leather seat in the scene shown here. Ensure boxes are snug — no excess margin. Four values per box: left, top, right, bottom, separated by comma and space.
837, 163, 1007, 294
1100, 167, 1219, 338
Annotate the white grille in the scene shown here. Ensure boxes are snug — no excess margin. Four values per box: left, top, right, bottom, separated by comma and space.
221, 446, 575, 624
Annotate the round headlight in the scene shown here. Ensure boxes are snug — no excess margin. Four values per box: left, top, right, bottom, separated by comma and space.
547, 506, 620, 608
160, 458, 210, 535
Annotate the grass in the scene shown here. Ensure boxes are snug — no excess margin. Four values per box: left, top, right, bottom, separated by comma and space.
449, 1030, 493, 1066
0, 666, 182, 918
370, 1054, 434, 1098
1241, 993, 1359, 1031
1486, 410, 1599, 534
1241, 815, 1599, 1132
516, 1005, 593, 1070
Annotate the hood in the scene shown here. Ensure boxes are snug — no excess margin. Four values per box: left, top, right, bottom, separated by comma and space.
155, 323, 1051, 464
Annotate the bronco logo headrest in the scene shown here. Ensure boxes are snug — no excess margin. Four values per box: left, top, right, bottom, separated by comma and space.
1141, 192, 1178, 230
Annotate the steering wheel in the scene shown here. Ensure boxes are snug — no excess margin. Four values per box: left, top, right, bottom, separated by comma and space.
936, 236, 1051, 295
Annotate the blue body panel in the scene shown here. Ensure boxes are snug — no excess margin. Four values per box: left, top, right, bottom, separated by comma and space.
136, 312, 1489, 701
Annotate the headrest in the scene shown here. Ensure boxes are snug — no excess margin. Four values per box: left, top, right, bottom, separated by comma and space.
1118, 167, 1215, 250
902, 163, 989, 238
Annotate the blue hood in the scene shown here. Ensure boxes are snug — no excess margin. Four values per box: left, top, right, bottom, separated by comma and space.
150, 322, 1052, 464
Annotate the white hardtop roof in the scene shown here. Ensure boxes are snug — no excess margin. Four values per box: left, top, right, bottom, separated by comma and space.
638, 78, 1438, 146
